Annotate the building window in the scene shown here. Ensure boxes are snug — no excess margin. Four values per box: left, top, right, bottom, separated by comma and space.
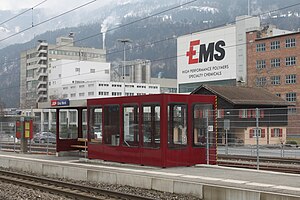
88, 92, 94, 96
112, 92, 122, 96
125, 92, 134, 96
79, 92, 85, 97
285, 74, 296, 84
271, 76, 280, 85
275, 93, 281, 97
256, 43, 266, 52
239, 109, 264, 118
285, 56, 296, 66
79, 85, 85, 88
99, 91, 109, 96
270, 41, 280, 50
286, 38, 296, 48
286, 92, 296, 102
105, 69, 109, 74
288, 107, 297, 115
62, 87, 68, 90
256, 60, 266, 69
88, 84, 94, 87
253, 129, 261, 138
271, 128, 282, 137
90, 69, 95, 73
26, 69, 34, 78
71, 93, 76, 97
270, 58, 280, 68
256, 77, 266, 87
217, 109, 225, 118
62, 94, 68, 98
99, 83, 109, 87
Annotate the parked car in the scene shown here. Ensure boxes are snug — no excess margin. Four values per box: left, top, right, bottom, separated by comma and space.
93, 127, 102, 140
33, 132, 56, 144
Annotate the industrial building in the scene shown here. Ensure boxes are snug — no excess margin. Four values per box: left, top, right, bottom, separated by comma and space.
177, 15, 260, 93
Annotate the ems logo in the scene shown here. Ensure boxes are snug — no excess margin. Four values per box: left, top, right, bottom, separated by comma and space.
186, 39, 226, 64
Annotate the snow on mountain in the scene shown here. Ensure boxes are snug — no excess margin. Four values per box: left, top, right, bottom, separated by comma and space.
0, 27, 10, 33
184, 6, 219, 14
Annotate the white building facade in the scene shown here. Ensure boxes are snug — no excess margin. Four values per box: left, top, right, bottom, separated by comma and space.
60, 81, 160, 100
48, 59, 111, 99
177, 15, 260, 93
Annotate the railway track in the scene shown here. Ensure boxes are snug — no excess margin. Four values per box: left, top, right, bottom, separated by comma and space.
218, 155, 300, 174
0, 169, 155, 200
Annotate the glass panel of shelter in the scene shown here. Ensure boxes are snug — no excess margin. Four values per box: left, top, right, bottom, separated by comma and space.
142, 104, 160, 148
193, 104, 213, 147
59, 109, 78, 139
168, 104, 188, 149
123, 105, 139, 147
89, 107, 103, 143
103, 105, 120, 146
82, 109, 87, 139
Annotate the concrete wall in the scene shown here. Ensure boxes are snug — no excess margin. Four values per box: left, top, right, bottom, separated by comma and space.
0, 156, 298, 200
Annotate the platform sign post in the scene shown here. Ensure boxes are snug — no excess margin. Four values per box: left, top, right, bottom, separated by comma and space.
19, 117, 28, 153
17, 117, 33, 153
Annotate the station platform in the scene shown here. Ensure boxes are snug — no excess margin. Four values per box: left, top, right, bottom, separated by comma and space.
0, 151, 299, 200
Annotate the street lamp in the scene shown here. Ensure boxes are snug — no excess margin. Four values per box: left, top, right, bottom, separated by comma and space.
117, 39, 132, 95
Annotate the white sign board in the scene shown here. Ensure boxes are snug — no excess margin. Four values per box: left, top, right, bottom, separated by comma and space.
177, 25, 237, 85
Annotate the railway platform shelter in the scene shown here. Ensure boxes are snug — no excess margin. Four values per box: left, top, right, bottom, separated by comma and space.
39, 94, 217, 167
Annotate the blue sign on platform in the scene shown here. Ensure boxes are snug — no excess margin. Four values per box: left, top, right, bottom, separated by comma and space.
51, 99, 70, 106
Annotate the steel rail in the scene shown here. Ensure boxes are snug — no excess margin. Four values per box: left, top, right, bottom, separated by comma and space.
218, 154, 300, 165
218, 155, 300, 174
0, 169, 155, 200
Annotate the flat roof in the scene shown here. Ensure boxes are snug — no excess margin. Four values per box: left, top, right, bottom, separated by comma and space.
38, 99, 87, 109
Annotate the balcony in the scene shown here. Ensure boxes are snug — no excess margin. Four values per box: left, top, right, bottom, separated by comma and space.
37, 51, 47, 58
37, 42, 48, 51
37, 72, 47, 81
37, 81, 47, 89
38, 55, 47, 61
37, 88, 47, 96
36, 94, 48, 103
37, 64, 47, 73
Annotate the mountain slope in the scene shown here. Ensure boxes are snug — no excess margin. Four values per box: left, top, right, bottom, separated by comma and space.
0, 0, 299, 107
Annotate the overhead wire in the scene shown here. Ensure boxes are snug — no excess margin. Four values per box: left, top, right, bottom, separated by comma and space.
0, 1, 299, 96
0, 0, 198, 67
0, 0, 98, 43
1, 0, 300, 68
0, 0, 47, 26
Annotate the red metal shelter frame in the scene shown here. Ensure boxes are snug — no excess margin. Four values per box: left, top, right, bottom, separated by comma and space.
86, 94, 217, 167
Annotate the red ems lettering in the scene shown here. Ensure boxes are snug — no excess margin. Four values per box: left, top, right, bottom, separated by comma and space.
186, 39, 226, 64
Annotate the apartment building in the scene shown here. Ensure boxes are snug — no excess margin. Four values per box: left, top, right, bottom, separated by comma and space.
246, 27, 299, 135
20, 36, 106, 109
